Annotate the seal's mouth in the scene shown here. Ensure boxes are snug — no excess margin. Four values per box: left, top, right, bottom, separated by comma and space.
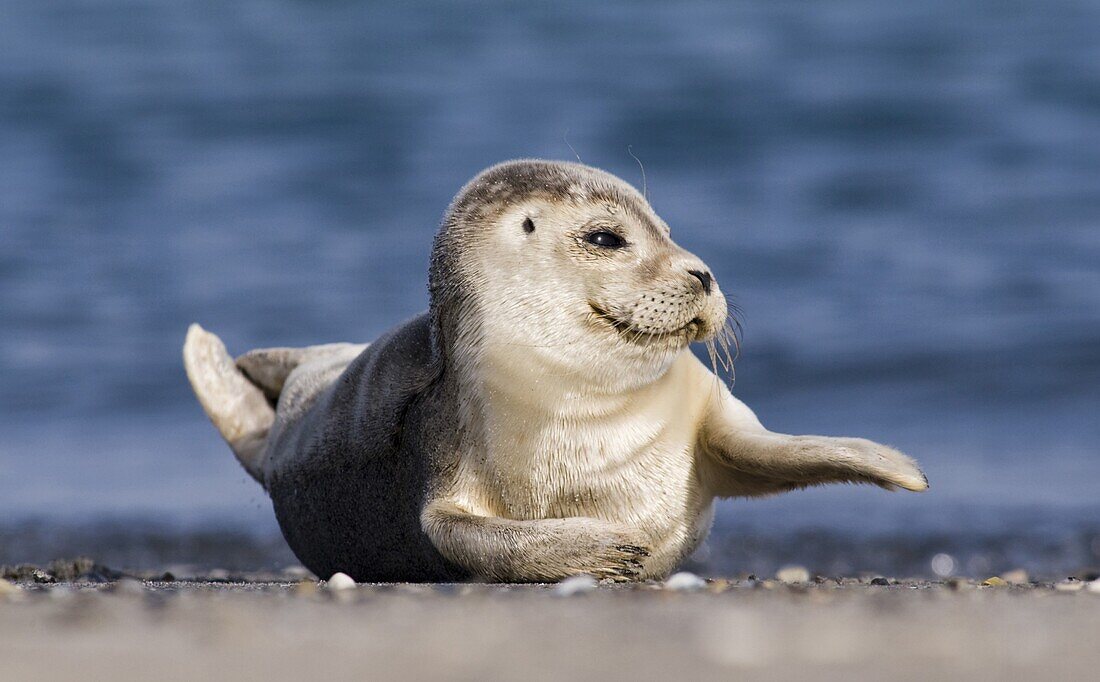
589, 303, 705, 345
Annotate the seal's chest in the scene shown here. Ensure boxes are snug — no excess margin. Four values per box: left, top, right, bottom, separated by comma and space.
481, 413, 697, 521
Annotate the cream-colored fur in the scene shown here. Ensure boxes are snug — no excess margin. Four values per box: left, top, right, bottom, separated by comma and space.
420, 184, 926, 581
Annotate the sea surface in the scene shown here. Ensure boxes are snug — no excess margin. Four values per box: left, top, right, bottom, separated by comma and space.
2, 0, 1099, 576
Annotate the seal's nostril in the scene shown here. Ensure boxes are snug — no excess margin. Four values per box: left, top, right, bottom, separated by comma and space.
688, 269, 712, 295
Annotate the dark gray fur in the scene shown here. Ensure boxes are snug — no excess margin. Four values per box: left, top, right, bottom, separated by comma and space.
262, 313, 463, 581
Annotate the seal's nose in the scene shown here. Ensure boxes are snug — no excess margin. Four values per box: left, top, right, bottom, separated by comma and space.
688, 269, 713, 295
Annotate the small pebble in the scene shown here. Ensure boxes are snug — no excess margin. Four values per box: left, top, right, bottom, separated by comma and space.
707, 579, 733, 593
554, 575, 598, 596
1001, 569, 1029, 585
325, 572, 356, 591
870, 577, 891, 586
663, 571, 707, 591
1054, 579, 1083, 592
982, 576, 1007, 587
775, 566, 810, 584
1, 564, 55, 583
32, 569, 55, 584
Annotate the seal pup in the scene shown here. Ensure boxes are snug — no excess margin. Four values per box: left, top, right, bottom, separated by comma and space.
184, 159, 927, 582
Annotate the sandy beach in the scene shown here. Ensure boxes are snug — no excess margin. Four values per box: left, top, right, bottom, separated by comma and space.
2, 571, 1098, 681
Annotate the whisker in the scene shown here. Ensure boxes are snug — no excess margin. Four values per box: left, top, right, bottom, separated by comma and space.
721, 330, 737, 386
699, 296, 744, 389
563, 129, 582, 163
706, 338, 723, 401
725, 301, 744, 359
716, 331, 733, 373
627, 145, 647, 200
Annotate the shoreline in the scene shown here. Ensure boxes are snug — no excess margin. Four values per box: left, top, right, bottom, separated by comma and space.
5, 505, 1100, 580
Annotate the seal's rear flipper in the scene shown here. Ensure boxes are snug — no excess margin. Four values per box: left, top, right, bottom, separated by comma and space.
183, 324, 274, 483
236, 342, 369, 403
235, 347, 311, 402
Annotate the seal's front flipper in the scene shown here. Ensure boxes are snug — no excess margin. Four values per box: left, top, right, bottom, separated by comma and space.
706, 431, 928, 496
183, 324, 273, 483
700, 388, 928, 496
421, 501, 652, 582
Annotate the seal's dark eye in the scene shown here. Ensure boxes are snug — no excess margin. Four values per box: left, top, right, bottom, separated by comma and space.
522, 217, 535, 233
585, 231, 625, 249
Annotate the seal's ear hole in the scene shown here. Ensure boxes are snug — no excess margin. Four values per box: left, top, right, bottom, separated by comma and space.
522, 217, 535, 234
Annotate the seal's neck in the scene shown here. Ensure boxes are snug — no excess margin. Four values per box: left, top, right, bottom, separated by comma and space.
460, 340, 681, 419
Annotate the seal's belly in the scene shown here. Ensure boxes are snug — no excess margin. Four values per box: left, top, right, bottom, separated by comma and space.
475, 419, 712, 574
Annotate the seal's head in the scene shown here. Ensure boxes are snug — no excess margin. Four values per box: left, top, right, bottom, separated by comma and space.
431, 160, 728, 389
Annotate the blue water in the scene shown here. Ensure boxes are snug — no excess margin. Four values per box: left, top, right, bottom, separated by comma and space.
2, 1, 1099, 572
